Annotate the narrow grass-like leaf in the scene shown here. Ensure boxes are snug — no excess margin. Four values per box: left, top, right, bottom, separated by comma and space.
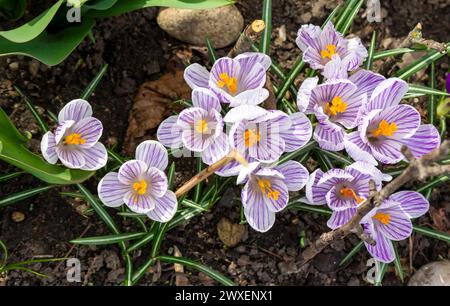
428, 63, 437, 125
416, 175, 449, 193
14, 86, 48, 133
0, 240, 8, 268
194, 158, 203, 203
205, 37, 217, 63
151, 223, 169, 258
0, 185, 54, 208
316, 148, 353, 166
70, 232, 146, 245
334, 0, 358, 31
287, 202, 332, 216
3, 265, 48, 278
276, 141, 317, 165
373, 47, 422, 60
315, 151, 333, 171
157, 255, 236, 286
107, 149, 125, 164
131, 257, 155, 285
259, 0, 272, 55
81, 64, 108, 100
339, 241, 364, 266
167, 162, 176, 190
374, 261, 388, 286
365, 31, 376, 70
0, 171, 23, 182
339, 0, 364, 35
413, 225, 450, 243
408, 84, 449, 97
392, 243, 405, 283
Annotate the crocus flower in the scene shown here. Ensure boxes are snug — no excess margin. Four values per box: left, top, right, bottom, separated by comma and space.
306, 161, 391, 229
41, 99, 107, 170
218, 105, 312, 176
98, 140, 177, 222
297, 77, 366, 151
296, 22, 367, 78
237, 161, 309, 232
184, 52, 271, 107
344, 78, 441, 164
360, 191, 429, 263
157, 88, 229, 165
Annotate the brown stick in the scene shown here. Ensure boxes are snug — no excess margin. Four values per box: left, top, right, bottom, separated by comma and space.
174, 150, 246, 198
227, 20, 266, 58
300, 141, 450, 265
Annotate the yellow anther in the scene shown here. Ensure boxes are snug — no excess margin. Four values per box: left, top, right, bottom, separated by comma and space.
321, 44, 337, 60
65, 133, 86, 145
217, 73, 238, 94
244, 129, 261, 148
132, 180, 147, 195
372, 119, 397, 137
339, 187, 363, 204
324, 96, 347, 116
195, 119, 208, 134
258, 179, 280, 200
373, 212, 391, 225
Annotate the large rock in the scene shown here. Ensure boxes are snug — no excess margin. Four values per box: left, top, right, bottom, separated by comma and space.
408, 261, 450, 286
157, 5, 244, 48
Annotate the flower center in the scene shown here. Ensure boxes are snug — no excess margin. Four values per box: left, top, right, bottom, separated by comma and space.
372, 119, 397, 137
132, 180, 148, 195
258, 179, 280, 200
324, 96, 347, 116
65, 133, 86, 145
217, 73, 238, 94
373, 212, 391, 225
321, 44, 337, 60
339, 187, 363, 204
194, 119, 208, 134
244, 129, 260, 147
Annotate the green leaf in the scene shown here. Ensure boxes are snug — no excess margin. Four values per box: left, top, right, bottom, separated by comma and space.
392, 243, 405, 283
276, 141, 317, 165
0, 239, 8, 268
0, 171, 23, 182
205, 37, 217, 63
81, 64, 109, 100
287, 201, 333, 216
0, 185, 54, 209
338, 0, 364, 35
339, 241, 364, 266
151, 223, 169, 257
365, 31, 376, 70
374, 261, 388, 286
0, 107, 94, 184
70, 232, 146, 245
0, 0, 64, 43
413, 225, 450, 243
259, 0, 272, 55
0, 19, 95, 66
14, 86, 49, 133
0, 0, 26, 20
373, 47, 425, 60
416, 175, 450, 193
408, 84, 449, 97
157, 255, 236, 286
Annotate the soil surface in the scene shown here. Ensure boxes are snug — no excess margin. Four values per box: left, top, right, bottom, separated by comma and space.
1, 0, 449, 286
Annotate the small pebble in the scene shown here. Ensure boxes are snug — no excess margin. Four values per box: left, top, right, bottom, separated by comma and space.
11, 211, 25, 223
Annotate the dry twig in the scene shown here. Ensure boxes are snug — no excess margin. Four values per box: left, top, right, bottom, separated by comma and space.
227, 20, 265, 58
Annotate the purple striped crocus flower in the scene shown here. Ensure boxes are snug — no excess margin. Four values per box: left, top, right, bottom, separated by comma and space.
297, 77, 367, 151
360, 191, 429, 263
184, 52, 271, 107
98, 140, 177, 222
344, 78, 441, 165
296, 22, 367, 78
157, 88, 230, 165
40, 99, 107, 170
217, 105, 312, 176
237, 161, 309, 232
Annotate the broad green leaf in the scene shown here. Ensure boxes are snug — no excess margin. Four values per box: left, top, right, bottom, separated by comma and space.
0, 108, 94, 185
0, 0, 26, 20
0, 0, 64, 43
84, 0, 118, 10
70, 232, 146, 245
0, 19, 95, 66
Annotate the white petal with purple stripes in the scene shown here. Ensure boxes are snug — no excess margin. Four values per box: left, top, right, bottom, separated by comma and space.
389, 191, 429, 219
118, 160, 148, 185
192, 88, 221, 112
41, 131, 58, 164
71, 117, 103, 148
146, 167, 168, 198
274, 161, 309, 191
98, 172, 129, 207
280, 112, 312, 152
135, 140, 168, 171
58, 99, 92, 123
184, 63, 210, 89
327, 208, 357, 229
55, 146, 85, 169
157, 115, 183, 149
367, 78, 408, 112
80, 142, 108, 170
147, 190, 178, 222
123, 190, 155, 214
398, 124, 440, 159
314, 122, 345, 151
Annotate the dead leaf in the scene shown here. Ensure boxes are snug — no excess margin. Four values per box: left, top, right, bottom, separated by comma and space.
217, 218, 246, 247
173, 245, 190, 286
124, 63, 191, 154
429, 206, 450, 232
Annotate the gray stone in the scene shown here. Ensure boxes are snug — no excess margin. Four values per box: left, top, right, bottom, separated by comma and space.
157, 5, 244, 48
408, 261, 450, 286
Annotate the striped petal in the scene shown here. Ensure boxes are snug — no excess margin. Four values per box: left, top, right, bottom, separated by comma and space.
374, 203, 413, 241
224, 105, 268, 123
123, 191, 155, 214
323, 55, 348, 79
344, 131, 378, 165
260, 178, 289, 213
372, 104, 420, 139
58, 99, 92, 123
314, 122, 345, 151
389, 191, 429, 219
157, 115, 183, 149
342, 37, 368, 71
368, 138, 404, 164
327, 208, 357, 229
349, 69, 385, 98
135, 140, 168, 171
41, 131, 58, 164
54, 120, 75, 144
209, 57, 240, 102
147, 190, 178, 223
280, 112, 312, 152
146, 167, 168, 198
201, 132, 230, 165
238, 62, 266, 91
364, 224, 395, 263
184, 63, 210, 89
98, 172, 128, 207
305, 169, 331, 205
229, 88, 269, 107
55, 146, 85, 169
367, 78, 408, 112
296, 24, 322, 52
297, 77, 319, 112
249, 126, 285, 163
274, 161, 309, 191
118, 160, 148, 185
326, 186, 358, 211
192, 88, 221, 112
71, 117, 103, 148
80, 142, 108, 170
242, 183, 276, 233
398, 124, 440, 159
177, 107, 208, 129
319, 168, 354, 185
235, 52, 271, 71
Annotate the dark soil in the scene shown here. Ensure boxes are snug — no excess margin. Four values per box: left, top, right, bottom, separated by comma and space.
0, 0, 449, 286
